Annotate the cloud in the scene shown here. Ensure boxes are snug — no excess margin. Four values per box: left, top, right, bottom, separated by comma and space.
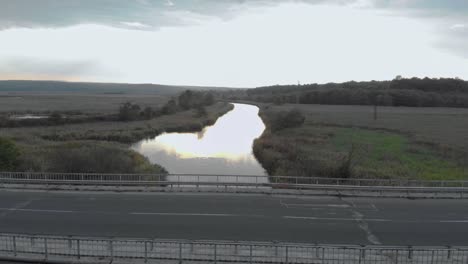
0, 0, 466, 83
0, 57, 110, 81
0, 0, 268, 31
450, 24, 466, 31
0, 1, 466, 30
120, 21, 150, 29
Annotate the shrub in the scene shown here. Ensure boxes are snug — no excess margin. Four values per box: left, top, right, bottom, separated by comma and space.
270, 109, 305, 131
48, 111, 64, 124
48, 143, 166, 174
195, 106, 207, 117
118, 102, 141, 121
0, 137, 20, 170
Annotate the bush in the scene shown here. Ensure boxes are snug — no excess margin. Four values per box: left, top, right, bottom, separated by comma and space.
195, 106, 207, 117
0, 137, 20, 170
118, 102, 141, 121
270, 109, 305, 131
48, 111, 64, 124
45, 143, 166, 174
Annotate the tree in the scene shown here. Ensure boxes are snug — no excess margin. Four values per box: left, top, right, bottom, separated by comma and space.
48, 111, 63, 124
178, 90, 195, 110
161, 99, 178, 115
203, 93, 215, 106
195, 106, 207, 117
0, 137, 20, 170
143, 106, 154, 119
118, 102, 141, 121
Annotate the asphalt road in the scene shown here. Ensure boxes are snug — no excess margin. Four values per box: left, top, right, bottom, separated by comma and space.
0, 190, 467, 246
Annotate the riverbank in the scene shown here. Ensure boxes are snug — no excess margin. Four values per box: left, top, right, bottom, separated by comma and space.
252, 103, 468, 181
0, 102, 233, 174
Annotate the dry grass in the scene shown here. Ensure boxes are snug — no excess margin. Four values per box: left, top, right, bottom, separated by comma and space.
0, 102, 233, 145
0, 92, 169, 114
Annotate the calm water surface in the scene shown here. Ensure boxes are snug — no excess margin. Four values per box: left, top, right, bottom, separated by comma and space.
132, 103, 267, 182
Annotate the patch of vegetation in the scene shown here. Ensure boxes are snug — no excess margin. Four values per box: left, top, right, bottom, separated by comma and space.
253, 105, 468, 181
40, 102, 234, 143
0, 137, 20, 170
268, 109, 305, 131
331, 128, 467, 180
16, 141, 166, 174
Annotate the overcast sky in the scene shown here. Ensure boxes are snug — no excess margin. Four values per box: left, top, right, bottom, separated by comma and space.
0, 0, 466, 87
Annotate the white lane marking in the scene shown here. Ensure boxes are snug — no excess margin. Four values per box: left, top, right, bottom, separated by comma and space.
283, 216, 390, 222
345, 200, 382, 245
283, 204, 350, 208
439, 220, 468, 223
0, 208, 74, 213
130, 212, 243, 217
279, 199, 289, 209
0, 200, 33, 218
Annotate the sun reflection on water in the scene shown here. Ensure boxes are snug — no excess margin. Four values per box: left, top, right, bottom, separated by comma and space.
132, 103, 267, 176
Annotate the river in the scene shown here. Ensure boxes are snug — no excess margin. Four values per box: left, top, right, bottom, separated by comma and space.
131, 103, 267, 182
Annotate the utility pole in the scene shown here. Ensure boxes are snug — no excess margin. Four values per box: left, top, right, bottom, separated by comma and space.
374, 95, 382, 121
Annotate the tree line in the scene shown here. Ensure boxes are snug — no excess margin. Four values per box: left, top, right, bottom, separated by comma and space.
118, 90, 215, 121
238, 77, 468, 107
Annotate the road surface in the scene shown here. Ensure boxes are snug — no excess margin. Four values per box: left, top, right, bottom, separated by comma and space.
0, 190, 467, 246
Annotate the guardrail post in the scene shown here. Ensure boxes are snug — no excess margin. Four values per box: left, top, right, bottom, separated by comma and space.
408, 246, 412, 259
285, 246, 289, 264
214, 244, 217, 264
359, 246, 365, 263
249, 245, 253, 264
179, 242, 182, 264
144, 241, 148, 263
44, 237, 48, 260
12, 236, 16, 256
77, 239, 80, 259
109, 240, 113, 260
447, 246, 451, 259
67, 236, 72, 249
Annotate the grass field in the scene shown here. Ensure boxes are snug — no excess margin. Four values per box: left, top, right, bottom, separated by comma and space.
0, 92, 233, 173
0, 92, 169, 114
253, 103, 468, 180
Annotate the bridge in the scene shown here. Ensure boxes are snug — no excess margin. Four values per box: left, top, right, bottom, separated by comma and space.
0, 172, 467, 263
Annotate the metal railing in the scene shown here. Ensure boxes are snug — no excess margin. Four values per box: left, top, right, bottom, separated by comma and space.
1, 172, 467, 197
0, 233, 467, 264
1, 172, 467, 187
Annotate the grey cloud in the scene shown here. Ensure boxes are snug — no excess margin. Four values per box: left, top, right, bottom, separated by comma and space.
0, 0, 466, 30
0, 0, 277, 30
0, 0, 466, 57
0, 57, 107, 77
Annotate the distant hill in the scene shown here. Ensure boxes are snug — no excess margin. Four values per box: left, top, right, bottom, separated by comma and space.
0, 80, 232, 95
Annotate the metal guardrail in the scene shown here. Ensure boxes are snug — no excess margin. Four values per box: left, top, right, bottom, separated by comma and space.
1, 172, 467, 187
0, 233, 467, 264
0, 172, 467, 198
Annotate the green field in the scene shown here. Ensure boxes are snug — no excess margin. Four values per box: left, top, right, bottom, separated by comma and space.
253, 103, 468, 180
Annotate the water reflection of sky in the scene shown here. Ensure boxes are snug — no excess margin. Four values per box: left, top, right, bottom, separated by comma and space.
132, 103, 267, 176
